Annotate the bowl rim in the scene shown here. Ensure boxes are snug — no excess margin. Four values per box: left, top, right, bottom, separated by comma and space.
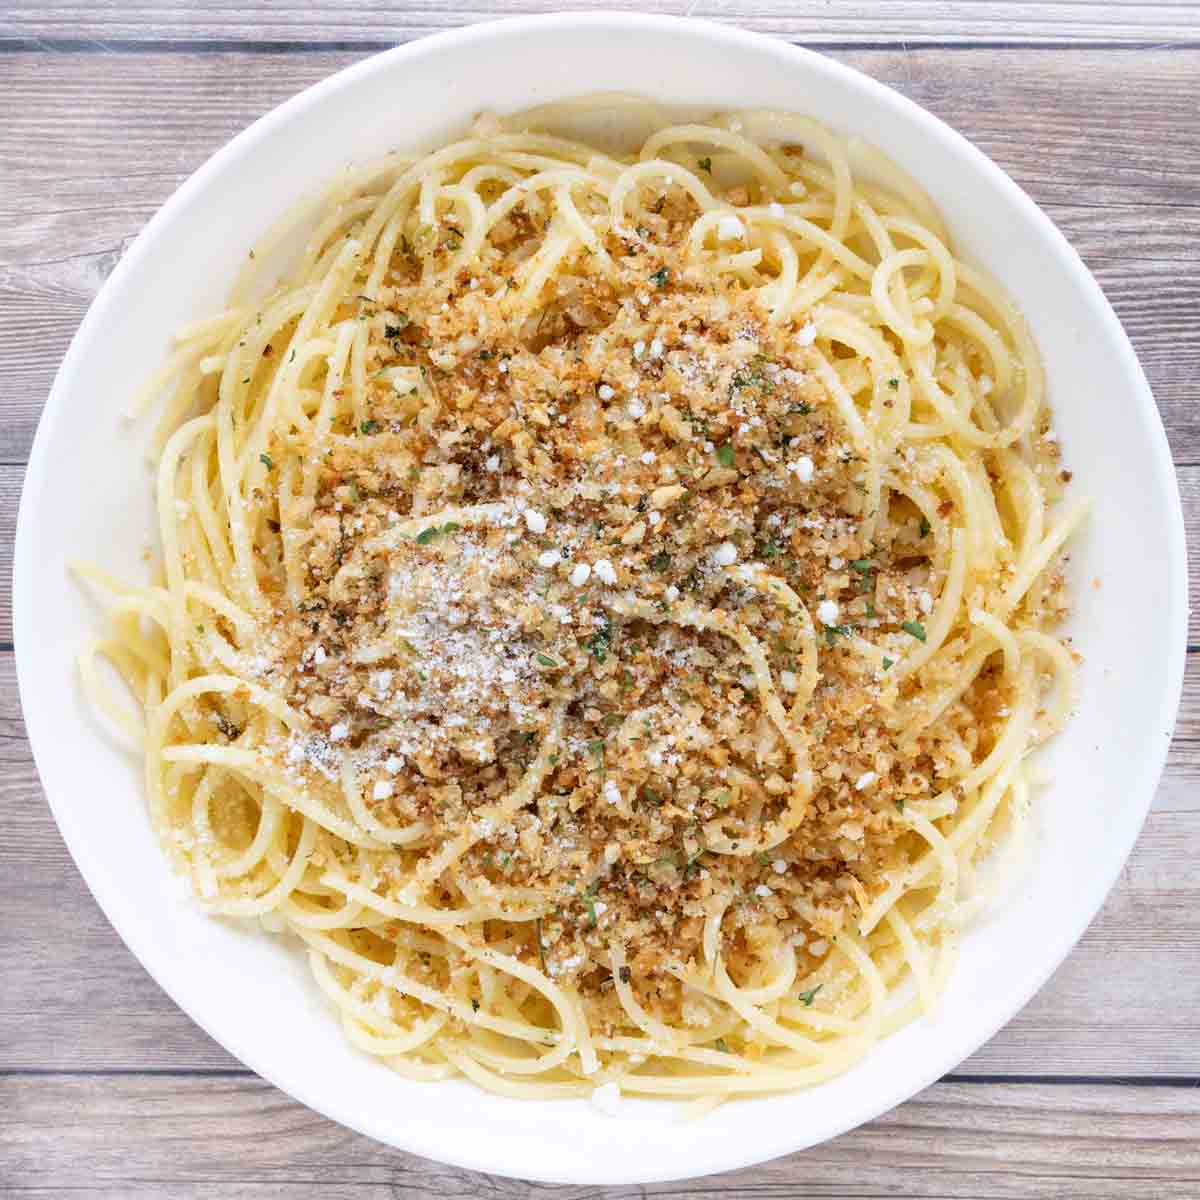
13, 10, 1189, 1185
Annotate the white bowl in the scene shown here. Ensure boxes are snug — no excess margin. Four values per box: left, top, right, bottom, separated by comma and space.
14, 12, 1188, 1185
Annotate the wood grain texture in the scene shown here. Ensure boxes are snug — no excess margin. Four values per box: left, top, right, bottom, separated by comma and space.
1, 48, 1198, 467
3, 0, 1200, 46
2, 646, 1198, 1075
2, 1075, 1198, 1197
3, 12, 1199, 1193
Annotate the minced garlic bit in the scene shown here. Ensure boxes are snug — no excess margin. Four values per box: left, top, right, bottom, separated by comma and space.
788, 455, 814, 483
593, 559, 618, 586
816, 599, 840, 626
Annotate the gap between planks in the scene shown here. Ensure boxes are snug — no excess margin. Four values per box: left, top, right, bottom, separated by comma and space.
4, 37, 1199, 54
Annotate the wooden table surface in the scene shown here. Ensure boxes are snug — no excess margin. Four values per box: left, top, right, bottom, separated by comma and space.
2, 3, 1198, 1195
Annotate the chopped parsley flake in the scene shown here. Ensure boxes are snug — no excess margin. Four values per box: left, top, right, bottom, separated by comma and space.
716, 443, 735, 468
901, 620, 927, 642
415, 522, 460, 545
583, 880, 600, 928
585, 612, 613, 663
731, 359, 774, 393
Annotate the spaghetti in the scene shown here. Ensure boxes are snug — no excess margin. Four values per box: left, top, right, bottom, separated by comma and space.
77, 97, 1085, 1107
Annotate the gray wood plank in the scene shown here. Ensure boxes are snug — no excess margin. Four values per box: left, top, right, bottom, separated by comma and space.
2, 48, 1197, 466
1178, 464, 1200, 645
2, 646, 1198, 1075
3, 0, 1199, 46
1, 1075, 1198, 1198
0, 466, 17, 639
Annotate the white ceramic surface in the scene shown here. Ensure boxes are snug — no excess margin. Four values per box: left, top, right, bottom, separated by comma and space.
14, 13, 1188, 1186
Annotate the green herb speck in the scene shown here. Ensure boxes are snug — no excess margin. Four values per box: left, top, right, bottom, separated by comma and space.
585, 613, 613, 663
415, 522, 459, 545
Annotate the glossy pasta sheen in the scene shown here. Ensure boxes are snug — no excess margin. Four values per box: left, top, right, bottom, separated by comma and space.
76, 97, 1085, 1107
